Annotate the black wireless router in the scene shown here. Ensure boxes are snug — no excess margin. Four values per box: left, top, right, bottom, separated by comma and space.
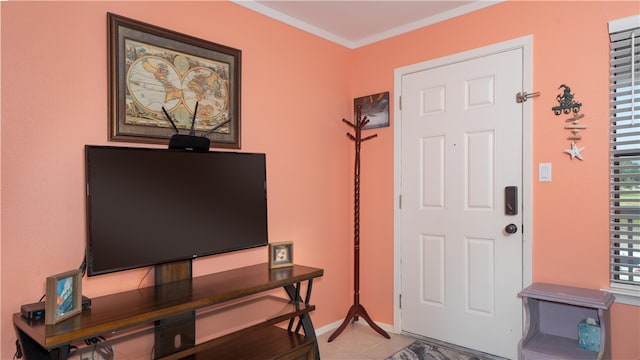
162, 102, 210, 152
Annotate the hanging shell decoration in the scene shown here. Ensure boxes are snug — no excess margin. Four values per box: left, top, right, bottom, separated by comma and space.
552, 84, 587, 161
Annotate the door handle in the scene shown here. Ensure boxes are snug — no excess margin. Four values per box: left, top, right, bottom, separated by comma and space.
505, 224, 518, 234
505, 186, 518, 215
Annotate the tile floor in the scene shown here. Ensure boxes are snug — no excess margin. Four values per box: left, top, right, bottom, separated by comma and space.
316, 323, 415, 360
316, 323, 508, 360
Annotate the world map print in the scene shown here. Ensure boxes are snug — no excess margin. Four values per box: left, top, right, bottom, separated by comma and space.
125, 39, 230, 133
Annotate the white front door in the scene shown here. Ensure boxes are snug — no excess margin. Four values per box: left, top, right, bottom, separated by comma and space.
397, 45, 526, 359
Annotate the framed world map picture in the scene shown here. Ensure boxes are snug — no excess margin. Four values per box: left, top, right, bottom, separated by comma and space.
108, 13, 241, 148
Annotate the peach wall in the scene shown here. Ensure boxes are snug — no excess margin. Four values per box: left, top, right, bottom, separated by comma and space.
0, 3, 3, 353
1, 2, 354, 357
1, 1, 639, 359
350, 1, 639, 359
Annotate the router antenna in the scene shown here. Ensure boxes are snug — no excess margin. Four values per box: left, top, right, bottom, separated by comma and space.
205, 119, 232, 136
189, 102, 199, 136
161, 107, 180, 134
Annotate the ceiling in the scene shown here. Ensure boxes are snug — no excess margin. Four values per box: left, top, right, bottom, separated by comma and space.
232, 1, 502, 49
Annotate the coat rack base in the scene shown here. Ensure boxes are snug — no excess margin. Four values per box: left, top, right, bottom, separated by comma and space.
327, 303, 390, 342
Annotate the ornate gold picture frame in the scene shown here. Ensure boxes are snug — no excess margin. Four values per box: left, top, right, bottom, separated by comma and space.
108, 13, 241, 149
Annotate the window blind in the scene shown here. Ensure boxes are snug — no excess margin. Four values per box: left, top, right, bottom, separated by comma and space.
609, 15, 640, 286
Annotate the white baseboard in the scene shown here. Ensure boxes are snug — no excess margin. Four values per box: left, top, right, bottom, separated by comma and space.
315, 319, 395, 336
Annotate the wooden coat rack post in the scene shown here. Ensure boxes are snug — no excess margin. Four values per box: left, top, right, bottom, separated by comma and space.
328, 105, 390, 342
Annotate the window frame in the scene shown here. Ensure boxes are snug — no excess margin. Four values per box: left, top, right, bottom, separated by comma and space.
606, 15, 640, 306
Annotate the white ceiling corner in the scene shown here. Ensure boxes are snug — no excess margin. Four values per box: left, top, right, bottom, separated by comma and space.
231, 0, 503, 49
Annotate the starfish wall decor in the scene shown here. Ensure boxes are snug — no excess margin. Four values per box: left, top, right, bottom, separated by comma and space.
564, 141, 585, 160
552, 84, 587, 161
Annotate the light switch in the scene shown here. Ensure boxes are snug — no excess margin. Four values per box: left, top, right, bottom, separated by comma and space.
539, 163, 552, 182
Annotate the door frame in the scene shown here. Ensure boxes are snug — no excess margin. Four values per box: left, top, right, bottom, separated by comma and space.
393, 35, 534, 334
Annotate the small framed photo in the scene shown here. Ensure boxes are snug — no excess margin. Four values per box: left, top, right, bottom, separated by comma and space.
45, 269, 83, 325
354, 91, 390, 129
269, 242, 294, 269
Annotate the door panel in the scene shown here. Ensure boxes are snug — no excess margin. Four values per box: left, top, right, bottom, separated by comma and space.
421, 234, 446, 306
400, 48, 523, 359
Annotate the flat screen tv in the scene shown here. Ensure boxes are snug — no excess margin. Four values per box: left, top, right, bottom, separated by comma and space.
85, 145, 268, 276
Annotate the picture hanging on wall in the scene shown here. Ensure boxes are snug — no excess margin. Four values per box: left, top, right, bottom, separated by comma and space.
354, 91, 390, 129
108, 13, 242, 149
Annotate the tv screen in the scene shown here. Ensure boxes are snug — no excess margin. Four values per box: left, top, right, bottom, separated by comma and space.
85, 145, 268, 276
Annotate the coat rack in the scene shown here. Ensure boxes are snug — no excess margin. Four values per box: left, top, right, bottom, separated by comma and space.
328, 105, 390, 342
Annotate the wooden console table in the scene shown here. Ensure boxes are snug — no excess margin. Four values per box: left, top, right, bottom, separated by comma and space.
14, 263, 323, 360
518, 282, 614, 360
